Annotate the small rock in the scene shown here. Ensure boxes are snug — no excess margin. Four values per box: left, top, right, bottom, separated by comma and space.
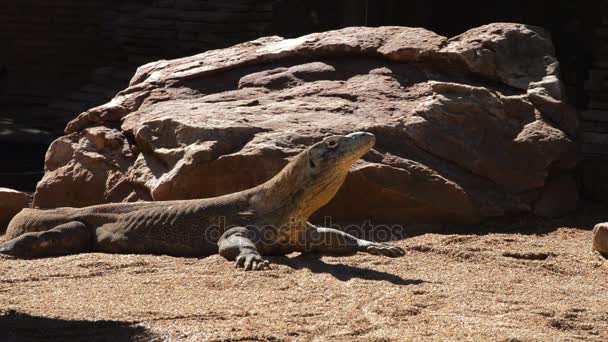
0, 188, 27, 231
592, 223, 608, 257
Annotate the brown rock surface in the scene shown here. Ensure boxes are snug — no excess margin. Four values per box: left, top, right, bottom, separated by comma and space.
593, 223, 608, 257
534, 173, 579, 218
0, 188, 27, 231
34, 23, 578, 224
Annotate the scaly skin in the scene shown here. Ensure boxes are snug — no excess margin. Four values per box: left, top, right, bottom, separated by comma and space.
0, 132, 405, 270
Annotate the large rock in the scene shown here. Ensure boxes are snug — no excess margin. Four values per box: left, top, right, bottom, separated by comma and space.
34, 23, 578, 224
0, 188, 27, 230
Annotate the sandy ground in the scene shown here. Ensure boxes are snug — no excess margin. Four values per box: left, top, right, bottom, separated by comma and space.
1, 205, 607, 341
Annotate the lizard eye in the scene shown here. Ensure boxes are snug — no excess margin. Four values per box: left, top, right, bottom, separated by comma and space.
325, 138, 339, 149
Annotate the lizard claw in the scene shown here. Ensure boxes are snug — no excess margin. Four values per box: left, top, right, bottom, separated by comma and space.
235, 252, 271, 271
365, 243, 406, 257
257, 260, 270, 270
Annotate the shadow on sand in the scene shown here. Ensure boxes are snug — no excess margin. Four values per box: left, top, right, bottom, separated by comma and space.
271, 254, 426, 286
0, 310, 154, 342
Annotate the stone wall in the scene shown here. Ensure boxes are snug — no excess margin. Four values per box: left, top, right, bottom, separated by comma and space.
0, 0, 273, 136
1, 1, 118, 131
581, 0, 608, 201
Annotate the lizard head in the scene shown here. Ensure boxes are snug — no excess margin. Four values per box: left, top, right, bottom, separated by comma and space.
254, 132, 375, 223
291, 131, 375, 219
306, 132, 375, 176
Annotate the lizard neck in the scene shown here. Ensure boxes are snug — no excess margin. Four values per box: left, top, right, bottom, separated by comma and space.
249, 151, 347, 227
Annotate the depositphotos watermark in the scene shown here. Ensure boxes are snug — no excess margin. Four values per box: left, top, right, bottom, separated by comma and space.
203, 216, 406, 249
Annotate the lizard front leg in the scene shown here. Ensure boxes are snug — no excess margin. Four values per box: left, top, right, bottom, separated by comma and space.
302, 223, 405, 257
218, 227, 270, 271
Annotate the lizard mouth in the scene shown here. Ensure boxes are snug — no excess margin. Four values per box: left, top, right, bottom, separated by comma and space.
307, 132, 375, 173
344, 132, 375, 160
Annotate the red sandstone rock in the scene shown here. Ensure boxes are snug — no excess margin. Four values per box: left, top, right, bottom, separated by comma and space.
34, 24, 578, 224
0, 188, 27, 230
593, 223, 608, 257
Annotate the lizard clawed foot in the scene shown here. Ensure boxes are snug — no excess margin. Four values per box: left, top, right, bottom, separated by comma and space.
364, 243, 406, 257
235, 252, 271, 271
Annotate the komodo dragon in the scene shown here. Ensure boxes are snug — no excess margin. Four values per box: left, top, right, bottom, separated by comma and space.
0, 132, 404, 270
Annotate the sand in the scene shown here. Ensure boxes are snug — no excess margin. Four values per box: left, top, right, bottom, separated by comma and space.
1, 205, 607, 341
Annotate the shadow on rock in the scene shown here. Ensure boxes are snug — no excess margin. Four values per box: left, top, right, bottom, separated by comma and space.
425, 202, 608, 237
323, 201, 608, 243
0, 310, 155, 342
271, 254, 426, 286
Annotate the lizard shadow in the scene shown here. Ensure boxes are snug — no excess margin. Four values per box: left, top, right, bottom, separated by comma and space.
270, 254, 426, 286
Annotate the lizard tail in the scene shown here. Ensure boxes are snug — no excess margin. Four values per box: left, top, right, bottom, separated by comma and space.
5, 208, 76, 240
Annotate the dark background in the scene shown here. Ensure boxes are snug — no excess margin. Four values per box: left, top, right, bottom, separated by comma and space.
1, 0, 606, 198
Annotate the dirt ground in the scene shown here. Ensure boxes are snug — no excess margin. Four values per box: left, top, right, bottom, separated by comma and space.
1, 205, 607, 341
